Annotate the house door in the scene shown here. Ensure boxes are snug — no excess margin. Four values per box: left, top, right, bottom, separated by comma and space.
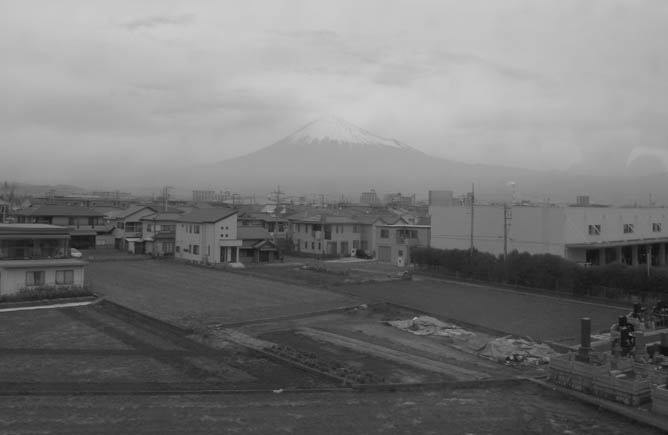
220, 247, 227, 262
378, 246, 391, 262
231, 247, 237, 262
340, 241, 349, 256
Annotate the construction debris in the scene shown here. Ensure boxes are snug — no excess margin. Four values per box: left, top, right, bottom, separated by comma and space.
387, 316, 474, 338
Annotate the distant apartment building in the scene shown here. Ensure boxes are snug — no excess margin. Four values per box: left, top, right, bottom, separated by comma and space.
174, 208, 241, 264
383, 193, 414, 208
14, 205, 106, 249
0, 224, 86, 295
360, 190, 380, 205
192, 190, 230, 202
430, 203, 668, 266
428, 190, 454, 207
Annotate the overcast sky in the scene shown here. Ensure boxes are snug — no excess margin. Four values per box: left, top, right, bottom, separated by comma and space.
2, 0, 668, 187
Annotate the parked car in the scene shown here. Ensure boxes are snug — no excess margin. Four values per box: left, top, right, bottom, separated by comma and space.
70, 248, 83, 258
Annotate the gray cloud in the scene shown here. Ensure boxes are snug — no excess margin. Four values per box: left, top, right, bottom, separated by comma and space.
123, 13, 195, 31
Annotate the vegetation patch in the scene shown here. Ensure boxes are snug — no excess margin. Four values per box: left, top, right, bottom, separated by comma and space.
412, 247, 668, 297
267, 343, 385, 385
0, 285, 93, 304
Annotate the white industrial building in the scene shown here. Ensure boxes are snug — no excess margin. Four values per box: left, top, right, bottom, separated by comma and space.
430, 203, 668, 266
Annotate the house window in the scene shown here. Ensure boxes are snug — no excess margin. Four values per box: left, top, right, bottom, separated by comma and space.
410, 230, 418, 239
311, 242, 315, 249
318, 242, 321, 250
380, 229, 389, 239
623, 224, 634, 234
56, 270, 74, 285
25, 271, 45, 286
175, 246, 180, 253
324, 225, 332, 240
68, 217, 76, 226
304, 241, 308, 249
653, 223, 662, 233
117, 222, 125, 229
146, 224, 152, 232
193, 245, 199, 255
588, 225, 601, 235
194, 225, 200, 234
353, 225, 360, 233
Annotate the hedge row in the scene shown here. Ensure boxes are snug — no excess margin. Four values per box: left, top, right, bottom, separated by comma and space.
411, 247, 668, 295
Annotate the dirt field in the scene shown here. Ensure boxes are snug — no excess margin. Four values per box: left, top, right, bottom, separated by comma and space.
87, 260, 360, 329
0, 304, 336, 392
1, 384, 663, 435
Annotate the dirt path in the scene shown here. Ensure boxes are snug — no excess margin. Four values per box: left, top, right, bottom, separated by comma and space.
296, 327, 491, 381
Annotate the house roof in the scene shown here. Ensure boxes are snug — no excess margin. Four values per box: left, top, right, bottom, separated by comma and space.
141, 212, 183, 222
177, 208, 237, 223
104, 205, 158, 220
14, 205, 104, 217
238, 226, 272, 240
0, 224, 70, 236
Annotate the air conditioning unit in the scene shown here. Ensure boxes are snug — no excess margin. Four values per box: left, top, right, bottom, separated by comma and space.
350, 248, 357, 257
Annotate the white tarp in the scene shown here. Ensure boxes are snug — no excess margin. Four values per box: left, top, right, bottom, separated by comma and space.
387, 316, 475, 338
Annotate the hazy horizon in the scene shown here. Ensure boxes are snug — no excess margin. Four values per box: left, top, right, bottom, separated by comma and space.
2, 1, 668, 189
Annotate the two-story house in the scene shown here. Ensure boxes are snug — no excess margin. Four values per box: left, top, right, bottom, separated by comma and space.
14, 205, 106, 250
104, 205, 158, 253
141, 212, 182, 256
174, 208, 241, 264
0, 224, 86, 295
375, 223, 431, 265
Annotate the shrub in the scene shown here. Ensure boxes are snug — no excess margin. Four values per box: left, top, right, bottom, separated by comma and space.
0, 285, 93, 303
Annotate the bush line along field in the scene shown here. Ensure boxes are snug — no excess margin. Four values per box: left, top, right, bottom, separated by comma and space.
412, 247, 668, 297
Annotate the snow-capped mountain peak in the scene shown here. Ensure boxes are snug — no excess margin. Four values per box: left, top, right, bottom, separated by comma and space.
278, 116, 418, 152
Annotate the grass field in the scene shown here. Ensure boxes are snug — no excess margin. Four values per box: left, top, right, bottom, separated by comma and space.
87, 260, 361, 328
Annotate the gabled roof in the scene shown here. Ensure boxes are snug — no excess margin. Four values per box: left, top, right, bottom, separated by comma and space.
237, 226, 272, 240
141, 212, 184, 222
13, 205, 104, 217
177, 208, 237, 223
104, 205, 158, 220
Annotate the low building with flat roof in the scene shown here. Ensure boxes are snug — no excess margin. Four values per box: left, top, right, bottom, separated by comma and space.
0, 224, 86, 295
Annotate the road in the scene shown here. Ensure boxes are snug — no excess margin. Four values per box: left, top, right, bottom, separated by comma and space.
333, 276, 626, 344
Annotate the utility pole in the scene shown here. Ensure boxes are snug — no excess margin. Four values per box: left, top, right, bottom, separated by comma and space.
469, 183, 475, 257
503, 203, 512, 282
162, 186, 172, 212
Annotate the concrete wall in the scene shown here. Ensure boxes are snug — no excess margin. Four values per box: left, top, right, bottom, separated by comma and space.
0, 264, 85, 295
429, 204, 566, 257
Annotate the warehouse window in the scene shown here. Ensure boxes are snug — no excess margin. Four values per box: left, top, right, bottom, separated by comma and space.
653, 223, 662, 233
623, 224, 634, 234
588, 225, 601, 235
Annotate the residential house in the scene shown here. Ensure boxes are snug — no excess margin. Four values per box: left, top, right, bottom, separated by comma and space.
238, 210, 290, 240
0, 224, 86, 295
104, 205, 158, 253
0, 199, 9, 223
14, 205, 106, 249
174, 208, 241, 264
237, 226, 279, 263
288, 213, 362, 257
375, 223, 431, 265
141, 212, 183, 256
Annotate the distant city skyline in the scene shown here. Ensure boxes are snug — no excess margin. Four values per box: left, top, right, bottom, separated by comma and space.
2, 1, 668, 187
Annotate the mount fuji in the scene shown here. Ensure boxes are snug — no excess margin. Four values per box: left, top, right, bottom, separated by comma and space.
191, 116, 541, 197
